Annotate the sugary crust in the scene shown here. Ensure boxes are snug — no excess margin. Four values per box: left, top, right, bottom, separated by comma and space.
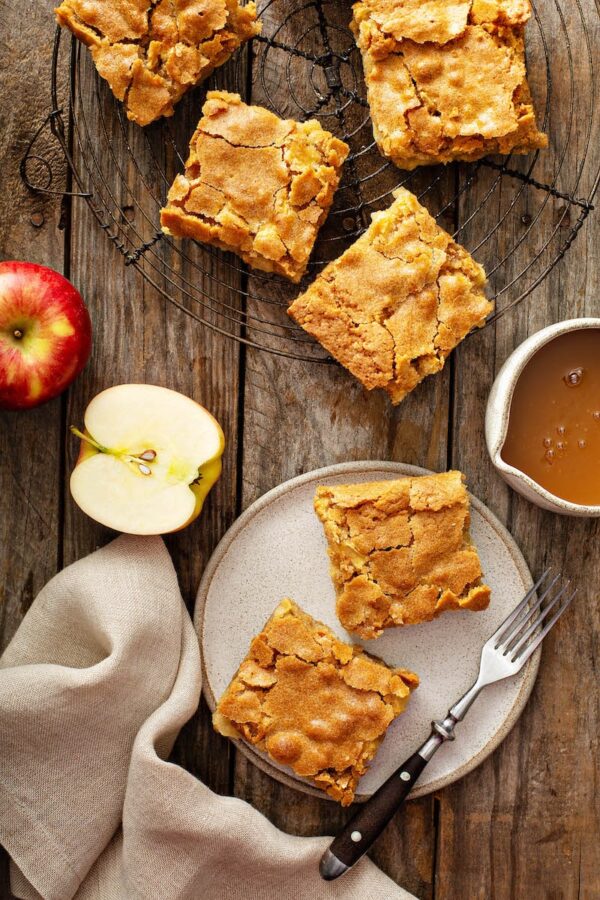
160, 91, 349, 282
288, 186, 492, 403
213, 598, 418, 805
352, 0, 548, 169
314, 471, 491, 639
55, 0, 261, 126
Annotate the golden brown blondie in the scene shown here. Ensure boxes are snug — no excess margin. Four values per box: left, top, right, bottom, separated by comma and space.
213, 598, 418, 804
160, 92, 349, 281
315, 471, 491, 639
352, 0, 548, 169
288, 187, 492, 403
55, 0, 260, 126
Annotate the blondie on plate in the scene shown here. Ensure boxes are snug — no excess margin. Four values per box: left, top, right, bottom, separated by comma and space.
351, 0, 548, 169
55, 0, 260, 126
315, 471, 491, 639
288, 187, 492, 403
161, 92, 349, 281
213, 598, 418, 804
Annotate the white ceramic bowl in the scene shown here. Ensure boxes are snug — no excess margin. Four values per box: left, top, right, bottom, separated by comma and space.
485, 318, 600, 517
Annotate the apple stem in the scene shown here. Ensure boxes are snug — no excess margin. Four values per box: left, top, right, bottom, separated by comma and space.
13, 328, 24, 340
70, 426, 108, 454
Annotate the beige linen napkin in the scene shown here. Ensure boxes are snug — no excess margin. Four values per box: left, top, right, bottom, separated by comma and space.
0, 535, 416, 900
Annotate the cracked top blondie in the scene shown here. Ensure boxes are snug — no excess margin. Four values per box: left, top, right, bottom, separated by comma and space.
288, 186, 492, 404
55, 0, 260, 126
315, 471, 491, 639
352, 0, 548, 169
213, 598, 418, 804
160, 91, 349, 282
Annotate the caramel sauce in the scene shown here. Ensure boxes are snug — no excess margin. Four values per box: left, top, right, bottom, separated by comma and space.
501, 329, 600, 505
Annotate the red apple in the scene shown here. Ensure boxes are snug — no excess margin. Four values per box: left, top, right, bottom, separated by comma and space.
0, 261, 92, 410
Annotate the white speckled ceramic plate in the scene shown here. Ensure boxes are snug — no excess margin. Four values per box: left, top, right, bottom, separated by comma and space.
195, 462, 540, 802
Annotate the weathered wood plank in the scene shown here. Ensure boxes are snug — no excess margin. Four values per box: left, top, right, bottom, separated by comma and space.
0, 3, 71, 895
61, 50, 246, 794
231, 3, 465, 895
437, 0, 600, 895
0, 4, 69, 649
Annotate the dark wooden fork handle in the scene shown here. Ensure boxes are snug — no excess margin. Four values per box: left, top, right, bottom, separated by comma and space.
320, 750, 428, 878
320, 712, 465, 879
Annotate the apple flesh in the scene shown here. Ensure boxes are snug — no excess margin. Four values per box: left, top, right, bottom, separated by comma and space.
0, 261, 92, 410
70, 384, 225, 534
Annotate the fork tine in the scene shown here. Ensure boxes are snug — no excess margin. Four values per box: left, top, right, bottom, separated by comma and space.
492, 568, 553, 647
496, 571, 561, 650
507, 580, 571, 657
511, 589, 577, 666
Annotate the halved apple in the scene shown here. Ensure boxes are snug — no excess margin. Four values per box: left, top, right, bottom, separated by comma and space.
70, 384, 225, 534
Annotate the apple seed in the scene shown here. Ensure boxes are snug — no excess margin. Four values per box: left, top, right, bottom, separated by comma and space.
138, 463, 152, 476
139, 449, 157, 461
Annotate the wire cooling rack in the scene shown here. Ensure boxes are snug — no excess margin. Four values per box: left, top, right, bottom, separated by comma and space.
21, 0, 600, 361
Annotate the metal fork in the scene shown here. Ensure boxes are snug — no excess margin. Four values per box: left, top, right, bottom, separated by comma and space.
320, 569, 576, 881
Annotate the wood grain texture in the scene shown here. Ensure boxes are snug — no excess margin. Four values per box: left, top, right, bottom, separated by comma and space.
0, 0, 69, 650
62, 42, 248, 796
1, 1, 599, 899
232, 5, 459, 896
436, 3, 600, 895
0, 4, 70, 896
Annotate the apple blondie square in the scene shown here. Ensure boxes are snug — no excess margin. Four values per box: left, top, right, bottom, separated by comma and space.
213, 598, 418, 804
351, 0, 548, 169
160, 92, 349, 282
55, 0, 260, 126
315, 471, 491, 639
288, 186, 492, 403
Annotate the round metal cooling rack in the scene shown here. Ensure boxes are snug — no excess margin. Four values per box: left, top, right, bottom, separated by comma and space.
21, 0, 600, 361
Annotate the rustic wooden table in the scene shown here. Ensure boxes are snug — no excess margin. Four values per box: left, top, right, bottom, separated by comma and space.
1, 2, 599, 898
